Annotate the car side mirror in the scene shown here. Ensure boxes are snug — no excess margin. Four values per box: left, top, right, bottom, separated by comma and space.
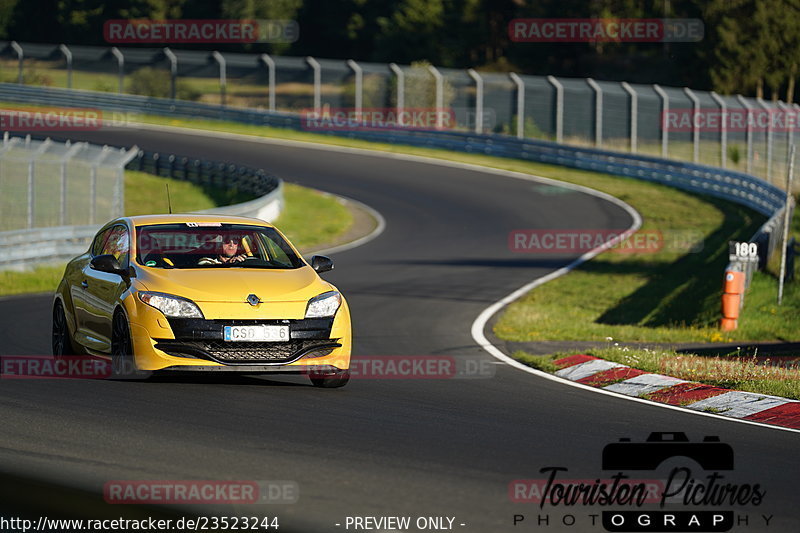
310, 255, 334, 273
91, 254, 127, 276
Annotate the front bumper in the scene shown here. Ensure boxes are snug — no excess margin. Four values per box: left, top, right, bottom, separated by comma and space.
126, 298, 352, 372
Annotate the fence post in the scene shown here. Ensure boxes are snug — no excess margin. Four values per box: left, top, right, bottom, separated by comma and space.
59, 44, 72, 89
757, 98, 773, 182
306, 56, 321, 113
467, 68, 484, 133
389, 63, 405, 126
60, 142, 84, 226
546, 75, 563, 143
10, 41, 23, 84
508, 72, 524, 140
653, 84, 669, 158
260, 54, 276, 112
26, 139, 50, 229
736, 95, 754, 174
778, 145, 796, 305
710, 91, 727, 168
110, 47, 124, 94
777, 101, 793, 160
621, 82, 637, 153
211, 51, 227, 106
163, 48, 177, 100
683, 87, 700, 163
346, 59, 363, 113
427, 65, 444, 129
586, 78, 602, 147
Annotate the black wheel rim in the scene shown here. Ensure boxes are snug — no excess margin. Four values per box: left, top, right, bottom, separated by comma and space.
52, 303, 66, 356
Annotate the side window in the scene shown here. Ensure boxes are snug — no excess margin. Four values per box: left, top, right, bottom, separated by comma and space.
91, 228, 112, 256
102, 226, 130, 266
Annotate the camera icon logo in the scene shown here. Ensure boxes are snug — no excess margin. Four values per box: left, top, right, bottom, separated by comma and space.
602, 432, 734, 471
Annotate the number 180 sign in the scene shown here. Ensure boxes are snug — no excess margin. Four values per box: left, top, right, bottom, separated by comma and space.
729, 241, 759, 262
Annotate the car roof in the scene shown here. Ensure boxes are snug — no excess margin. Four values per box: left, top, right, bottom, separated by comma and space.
123, 214, 276, 228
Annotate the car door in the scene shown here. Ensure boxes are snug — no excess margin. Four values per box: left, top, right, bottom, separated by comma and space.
78, 225, 131, 353
71, 226, 112, 348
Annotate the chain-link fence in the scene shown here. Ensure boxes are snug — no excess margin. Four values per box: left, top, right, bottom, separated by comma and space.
1, 40, 798, 195
0, 134, 136, 231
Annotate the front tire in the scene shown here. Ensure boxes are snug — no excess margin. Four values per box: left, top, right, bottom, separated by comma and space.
310, 369, 350, 388
111, 311, 141, 379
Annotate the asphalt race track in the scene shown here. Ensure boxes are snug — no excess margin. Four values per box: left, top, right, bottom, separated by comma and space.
0, 127, 797, 532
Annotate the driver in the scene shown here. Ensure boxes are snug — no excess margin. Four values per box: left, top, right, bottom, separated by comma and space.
198, 235, 247, 265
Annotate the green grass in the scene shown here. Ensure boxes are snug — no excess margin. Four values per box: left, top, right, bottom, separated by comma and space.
0, 174, 352, 296
273, 183, 353, 250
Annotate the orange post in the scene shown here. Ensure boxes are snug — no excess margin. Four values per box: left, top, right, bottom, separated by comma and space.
721, 293, 741, 319
723, 270, 745, 294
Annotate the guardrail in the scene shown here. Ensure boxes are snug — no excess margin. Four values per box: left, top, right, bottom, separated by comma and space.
0, 137, 283, 270
0, 83, 793, 272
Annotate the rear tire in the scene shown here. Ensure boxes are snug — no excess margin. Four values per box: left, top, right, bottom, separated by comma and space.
310, 369, 350, 388
52, 301, 74, 358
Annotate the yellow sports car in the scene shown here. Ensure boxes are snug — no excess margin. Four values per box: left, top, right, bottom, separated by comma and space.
52, 214, 352, 387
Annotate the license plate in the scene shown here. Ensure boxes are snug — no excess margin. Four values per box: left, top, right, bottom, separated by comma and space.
223, 325, 289, 342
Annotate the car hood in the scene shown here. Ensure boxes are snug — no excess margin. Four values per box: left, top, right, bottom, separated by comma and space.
136, 265, 330, 303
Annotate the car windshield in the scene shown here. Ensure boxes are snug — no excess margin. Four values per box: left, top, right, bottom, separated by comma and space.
135, 223, 304, 269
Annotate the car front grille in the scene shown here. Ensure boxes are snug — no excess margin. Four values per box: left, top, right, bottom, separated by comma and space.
155, 339, 338, 365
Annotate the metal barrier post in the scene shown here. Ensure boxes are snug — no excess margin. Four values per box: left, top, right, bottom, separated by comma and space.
389, 63, 404, 126
586, 78, 602, 147
547, 75, 563, 143
467, 69, 484, 133
110, 47, 124, 94
757, 98, 773, 182
163, 48, 177, 100
10, 41, 23, 84
737, 95, 754, 174
58, 44, 72, 89
509, 73, 524, 140
211, 51, 227, 106
306, 56, 321, 113
347, 59, 363, 113
653, 84, 668, 158
260, 54, 276, 112
621, 82, 637, 153
710, 91, 727, 168
428, 65, 444, 129
684, 87, 700, 163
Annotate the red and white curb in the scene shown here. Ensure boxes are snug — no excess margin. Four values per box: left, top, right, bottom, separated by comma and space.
554, 354, 800, 430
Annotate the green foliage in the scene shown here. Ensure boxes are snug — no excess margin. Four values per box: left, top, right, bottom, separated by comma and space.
126, 67, 201, 101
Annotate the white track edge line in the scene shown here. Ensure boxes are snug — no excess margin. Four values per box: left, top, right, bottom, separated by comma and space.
125, 121, 800, 435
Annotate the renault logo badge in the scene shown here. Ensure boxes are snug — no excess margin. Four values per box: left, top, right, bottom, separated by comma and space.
247, 294, 261, 306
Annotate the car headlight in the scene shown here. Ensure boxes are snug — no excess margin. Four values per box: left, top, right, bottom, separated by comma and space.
138, 291, 204, 318
305, 291, 342, 318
